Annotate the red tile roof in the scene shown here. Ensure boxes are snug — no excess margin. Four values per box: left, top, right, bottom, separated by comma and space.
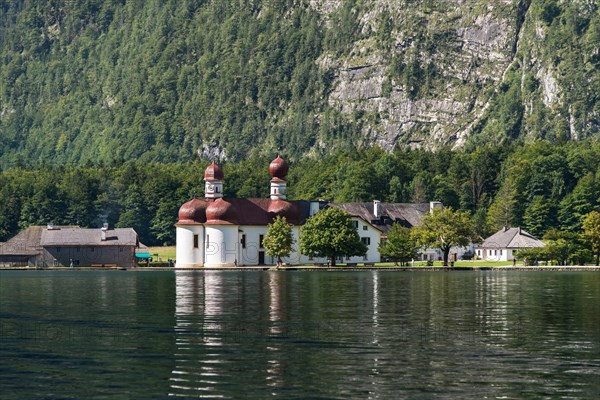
218, 198, 307, 225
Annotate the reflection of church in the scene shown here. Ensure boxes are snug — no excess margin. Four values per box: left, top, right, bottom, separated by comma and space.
169, 271, 287, 397
175, 156, 445, 267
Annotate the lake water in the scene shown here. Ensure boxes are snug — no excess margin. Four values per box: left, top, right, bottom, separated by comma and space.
1, 270, 599, 399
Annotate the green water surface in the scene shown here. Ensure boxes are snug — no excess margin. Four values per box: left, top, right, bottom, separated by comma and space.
1, 270, 599, 399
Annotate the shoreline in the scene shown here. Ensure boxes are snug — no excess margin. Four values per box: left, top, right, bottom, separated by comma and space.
2, 266, 599, 272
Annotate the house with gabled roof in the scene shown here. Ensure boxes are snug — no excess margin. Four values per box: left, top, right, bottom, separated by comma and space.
477, 227, 545, 261
330, 200, 471, 262
0, 224, 142, 267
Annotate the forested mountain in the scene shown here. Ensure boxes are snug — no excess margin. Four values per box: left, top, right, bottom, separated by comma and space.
1, 0, 598, 167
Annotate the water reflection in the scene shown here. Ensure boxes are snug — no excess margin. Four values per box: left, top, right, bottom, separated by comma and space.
266, 272, 284, 393
170, 271, 289, 398
163, 270, 600, 399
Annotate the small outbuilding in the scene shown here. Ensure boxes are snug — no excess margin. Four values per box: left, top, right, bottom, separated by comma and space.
477, 227, 545, 261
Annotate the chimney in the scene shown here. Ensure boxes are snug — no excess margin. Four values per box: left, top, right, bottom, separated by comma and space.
430, 201, 443, 214
101, 223, 108, 241
518, 227, 521, 235
373, 200, 381, 218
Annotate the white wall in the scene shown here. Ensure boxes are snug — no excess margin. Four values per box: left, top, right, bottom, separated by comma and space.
344, 218, 380, 263
234, 225, 331, 266
175, 225, 204, 268
477, 248, 512, 261
177, 218, 384, 267
239, 226, 267, 265
204, 225, 239, 267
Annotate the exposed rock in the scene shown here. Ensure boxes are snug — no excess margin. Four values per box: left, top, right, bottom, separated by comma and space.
315, 0, 518, 149
198, 144, 227, 162
538, 68, 559, 107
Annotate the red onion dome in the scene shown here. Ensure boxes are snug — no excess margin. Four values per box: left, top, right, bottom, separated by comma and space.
269, 156, 289, 179
204, 162, 224, 181
205, 198, 238, 224
268, 200, 300, 224
177, 198, 208, 224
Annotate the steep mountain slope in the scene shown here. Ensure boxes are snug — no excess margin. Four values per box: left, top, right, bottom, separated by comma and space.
0, 0, 597, 167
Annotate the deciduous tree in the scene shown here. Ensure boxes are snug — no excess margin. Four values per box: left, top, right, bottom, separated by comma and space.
582, 211, 600, 266
411, 207, 477, 266
263, 216, 295, 267
378, 224, 418, 265
300, 207, 367, 266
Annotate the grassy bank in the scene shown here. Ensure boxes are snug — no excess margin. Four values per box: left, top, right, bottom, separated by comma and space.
147, 246, 176, 261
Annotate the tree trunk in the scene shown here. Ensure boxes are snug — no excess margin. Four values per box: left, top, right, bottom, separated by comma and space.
330, 253, 336, 267
443, 247, 450, 266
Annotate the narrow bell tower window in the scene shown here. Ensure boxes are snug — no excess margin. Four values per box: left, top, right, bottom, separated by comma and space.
193, 234, 199, 249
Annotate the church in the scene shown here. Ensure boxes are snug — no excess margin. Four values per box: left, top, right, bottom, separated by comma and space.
175, 156, 443, 268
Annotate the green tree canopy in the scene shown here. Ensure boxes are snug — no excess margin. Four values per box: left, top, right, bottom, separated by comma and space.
411, 207, 477, 266
263, 216, 295, 267
379, 224, 418, 266
299, 207, 367, 266
543, 229, 581, 266
582, 211, 600, 266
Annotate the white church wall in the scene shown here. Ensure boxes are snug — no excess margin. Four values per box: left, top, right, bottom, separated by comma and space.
204, 225, 238, 267
239, 226, 268, 265
175, 225, 204, 268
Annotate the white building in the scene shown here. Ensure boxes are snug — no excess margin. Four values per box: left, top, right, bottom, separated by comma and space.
175, 157, 443, 268
477, 227, 545, 261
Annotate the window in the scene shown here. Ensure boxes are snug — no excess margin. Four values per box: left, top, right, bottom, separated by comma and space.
274, 188, 278, 194
352, 221, 358, 229
91, 247, 94, 252
259, 234, 264, 249
193, 234, 199, 249
206, 235, 210, 249
76, 247, 80, 252
494, 250, 497, 255
500, 250, 503, 255
363, 225, 368, 231
361, 237, 371, 246
56, 247, 61, 253
215, 186, 220, 193
119, 247, 123, 252
241, 234, 246, 249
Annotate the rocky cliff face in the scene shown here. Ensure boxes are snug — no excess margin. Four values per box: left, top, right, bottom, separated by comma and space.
311, 0, 598, 149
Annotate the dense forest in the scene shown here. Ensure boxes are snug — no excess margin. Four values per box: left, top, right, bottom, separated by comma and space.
1, 1, 598, 248
1, 141, 599, 246
1, 0, 599, 167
